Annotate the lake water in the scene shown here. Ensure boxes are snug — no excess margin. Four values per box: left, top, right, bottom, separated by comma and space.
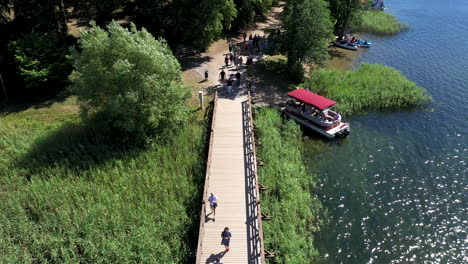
306, 0, 468, 263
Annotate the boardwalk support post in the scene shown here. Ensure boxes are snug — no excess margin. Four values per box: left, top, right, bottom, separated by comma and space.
264, 249, 276, 259
261, 212, 271, 221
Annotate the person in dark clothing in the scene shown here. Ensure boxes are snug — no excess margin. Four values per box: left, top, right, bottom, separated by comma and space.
229, 52, 234, 64
221, 227, 232, 252
224, 55, 229, 66
226, 77, 233, 94
219, 70, 226, 82
249, 34, 253, 40
243, 32, 247, 43
235, 71, 241, 86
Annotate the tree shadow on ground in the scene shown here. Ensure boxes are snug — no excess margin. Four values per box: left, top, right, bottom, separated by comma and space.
0, 90, 70, 115
246, 55, 296, 106
16, 122, 142, 181
176, 46, 213, 71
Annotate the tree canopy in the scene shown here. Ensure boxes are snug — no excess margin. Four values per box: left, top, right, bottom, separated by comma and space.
327, 0, 362, 36
70, 22, 191, 144
282, 0, 333, 80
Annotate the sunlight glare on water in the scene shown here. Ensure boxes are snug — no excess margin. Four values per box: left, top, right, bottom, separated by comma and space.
304, 0, 468, 263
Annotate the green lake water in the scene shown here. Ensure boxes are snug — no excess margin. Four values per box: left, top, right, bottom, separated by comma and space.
306, 0, 467, 263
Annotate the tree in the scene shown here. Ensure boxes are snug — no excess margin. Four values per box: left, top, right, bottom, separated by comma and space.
70, 22, 191, 144
10, 32, 71, 91
232, 0, 277, 29
282, 0, 333, 81
187, 0, 237, 50
327, 0, 362, 37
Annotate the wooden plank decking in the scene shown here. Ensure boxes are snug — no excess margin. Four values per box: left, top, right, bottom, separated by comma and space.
196, 92, 264, 264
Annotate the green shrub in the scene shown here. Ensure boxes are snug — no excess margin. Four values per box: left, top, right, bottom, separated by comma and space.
302, 63, 432, 115
70, 22, 191, 145
355, 10, 408, 34
256, 107, 323, 263
11, 33, 71, 91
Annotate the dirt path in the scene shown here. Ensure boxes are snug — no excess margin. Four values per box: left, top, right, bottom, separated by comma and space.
180, 5, 284, 104
180, 3, 360, 105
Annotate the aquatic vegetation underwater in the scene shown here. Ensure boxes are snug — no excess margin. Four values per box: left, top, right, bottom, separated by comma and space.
255, 108, 324, 263
302, 63, 432, 116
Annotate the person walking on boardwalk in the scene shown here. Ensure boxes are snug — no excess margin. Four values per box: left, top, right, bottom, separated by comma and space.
235, 71, 241, 86
228, 41, 233, 52
229, 52, 234, 64
226, 77, 233, 94
208, 193, 218, 219
224, 54, 229, 66
221, 227, 231, 252
219, 70, 226, 83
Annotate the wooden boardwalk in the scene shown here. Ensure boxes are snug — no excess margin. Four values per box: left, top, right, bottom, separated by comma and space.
196, 91, 265, 264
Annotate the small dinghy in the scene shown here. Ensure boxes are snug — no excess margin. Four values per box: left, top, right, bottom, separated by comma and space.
349, 40, 372, 48
335, 41, 358, 50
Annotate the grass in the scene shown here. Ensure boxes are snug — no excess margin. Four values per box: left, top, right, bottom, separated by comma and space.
255, 107, 324, 263
0, 97, 207, 263
302, 63, 432, 115
263, 55, 288, 75
355, 10, 408, 34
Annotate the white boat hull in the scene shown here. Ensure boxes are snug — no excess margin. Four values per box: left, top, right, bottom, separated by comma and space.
335, 42, 358, 50
283, 111, 350, 139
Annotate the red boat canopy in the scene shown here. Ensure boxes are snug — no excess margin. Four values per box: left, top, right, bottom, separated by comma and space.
287, 89, 336, 110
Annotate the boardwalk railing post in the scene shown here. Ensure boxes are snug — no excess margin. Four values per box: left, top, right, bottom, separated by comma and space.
195, 91, 217, 264
247, 91, 267, 264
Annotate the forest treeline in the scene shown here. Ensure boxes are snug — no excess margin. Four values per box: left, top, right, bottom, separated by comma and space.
0, 0, 280, 97
0, 0, 368, 100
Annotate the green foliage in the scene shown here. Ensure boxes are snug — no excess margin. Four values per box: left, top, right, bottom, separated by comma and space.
327, 0, 362, 36
263, 55, 288, 74
188, 0, 237, 50
10, 33, 71, 90
355, 10, 408, 34
302, 63, 432, 115
70, 22, 191, 144
233, 0, 277, 29
282, 0, 333, 80
256, 107, 324, 263
0, 98, 207, 263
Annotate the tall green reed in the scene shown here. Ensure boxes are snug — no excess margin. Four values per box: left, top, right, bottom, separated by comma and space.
255, 108, 324, 263
303, 63, 431, 116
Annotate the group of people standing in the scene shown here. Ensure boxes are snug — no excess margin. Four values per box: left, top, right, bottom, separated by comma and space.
221, 35, 254, 95
244, 33, 264, 54
219, 69, 242, 94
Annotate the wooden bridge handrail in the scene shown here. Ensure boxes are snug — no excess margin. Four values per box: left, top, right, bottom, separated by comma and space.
195, 91, 218, 263
247, 91, 266, 264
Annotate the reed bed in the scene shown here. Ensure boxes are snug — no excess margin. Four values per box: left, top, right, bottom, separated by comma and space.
302, 63, 432, 115
356, 10, 408, 34
255, 108, 323, 263
0, 98, 207, 263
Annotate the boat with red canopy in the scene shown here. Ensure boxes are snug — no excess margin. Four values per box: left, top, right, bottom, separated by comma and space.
282, 88, 350, 139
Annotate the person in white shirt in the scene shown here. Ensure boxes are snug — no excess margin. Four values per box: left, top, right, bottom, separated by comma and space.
208, 193, 218, 219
